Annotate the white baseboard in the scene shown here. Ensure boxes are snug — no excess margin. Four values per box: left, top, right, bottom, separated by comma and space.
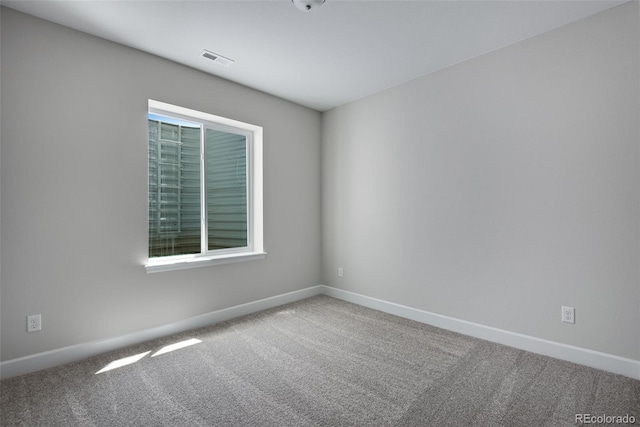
321, 285, 640, 380
0, 285, 324, 380
2, 284, 638, 381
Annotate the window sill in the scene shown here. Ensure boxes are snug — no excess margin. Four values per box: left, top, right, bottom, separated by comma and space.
145, 251, 267, 273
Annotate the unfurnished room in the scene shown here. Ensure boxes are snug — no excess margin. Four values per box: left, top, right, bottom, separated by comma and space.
0, 1, 638, 426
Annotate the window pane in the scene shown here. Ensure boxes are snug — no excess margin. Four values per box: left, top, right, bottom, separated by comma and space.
148, 118, 201, 257
160, 122, 180, 141
206, 129, 248, 250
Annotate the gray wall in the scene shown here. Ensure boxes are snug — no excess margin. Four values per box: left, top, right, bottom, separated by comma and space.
0, 8, 322, 361
322, 2, 639, 360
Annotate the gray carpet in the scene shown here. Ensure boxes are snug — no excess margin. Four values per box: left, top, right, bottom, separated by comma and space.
1, 295, 638, 426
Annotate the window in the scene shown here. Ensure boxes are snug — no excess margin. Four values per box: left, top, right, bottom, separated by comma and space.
145, 100, 264, 273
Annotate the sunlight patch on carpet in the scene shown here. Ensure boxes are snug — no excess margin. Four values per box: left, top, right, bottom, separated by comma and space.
95, 351, 151, 374
151, 338, 202, 357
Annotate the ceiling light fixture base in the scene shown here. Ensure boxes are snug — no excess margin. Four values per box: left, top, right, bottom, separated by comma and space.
292, 0, 325, 12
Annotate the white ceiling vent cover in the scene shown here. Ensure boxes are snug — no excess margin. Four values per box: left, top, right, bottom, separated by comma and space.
201, 50, 235, 66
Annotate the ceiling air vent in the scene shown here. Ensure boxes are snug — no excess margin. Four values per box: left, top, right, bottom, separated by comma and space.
201, 50, 235, 66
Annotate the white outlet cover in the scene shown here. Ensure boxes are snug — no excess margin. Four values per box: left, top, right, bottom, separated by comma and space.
27, 314, 42, 332
561, 306, 575, 324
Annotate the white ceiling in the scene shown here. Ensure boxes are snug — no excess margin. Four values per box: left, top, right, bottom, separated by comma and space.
1, 0, 627, 111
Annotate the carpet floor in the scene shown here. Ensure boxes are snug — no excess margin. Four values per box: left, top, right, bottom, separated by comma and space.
1, 295, 638, 426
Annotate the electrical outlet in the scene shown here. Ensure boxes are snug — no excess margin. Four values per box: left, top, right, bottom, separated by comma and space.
561, 306, 575, 324
27, 314, 42, 332
338, 267, 343, 278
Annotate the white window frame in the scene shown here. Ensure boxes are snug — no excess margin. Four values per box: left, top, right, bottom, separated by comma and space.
145, 100, 265, 273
